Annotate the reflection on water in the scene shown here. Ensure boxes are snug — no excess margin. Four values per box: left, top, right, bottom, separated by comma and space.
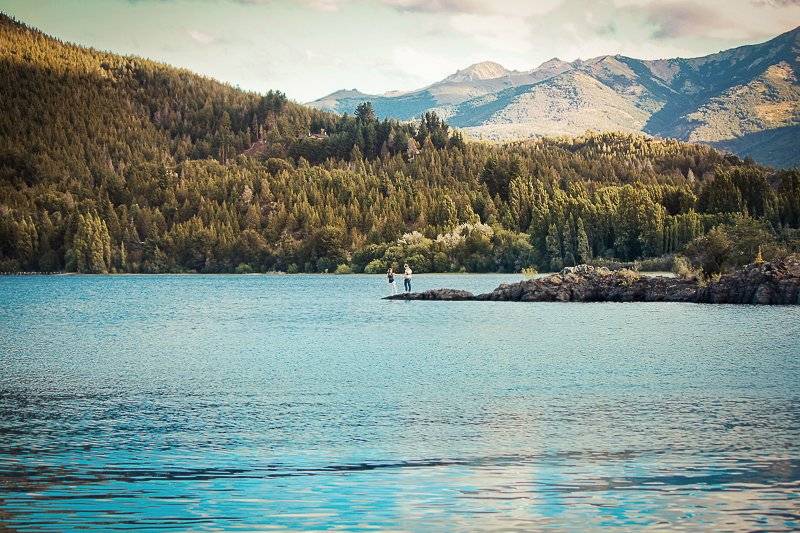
1, 274, 799, 531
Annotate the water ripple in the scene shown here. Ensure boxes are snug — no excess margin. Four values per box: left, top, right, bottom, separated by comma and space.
1, 274, 799, 531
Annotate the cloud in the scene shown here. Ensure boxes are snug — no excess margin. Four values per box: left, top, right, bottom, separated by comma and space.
382, 0, 562, 54
449, 13, 534, 52
187, 29, 215, 44
620, 0, 800, 41
243, 0, 346, 9
379, 0, 487, 13
190, 0, 348, 9
633, 2, 727, 39
380, 0, 562, 15
302, 0, 343, 10
130, 0, 564, 14
389, 45, 455, 83
751, 0, 800, 5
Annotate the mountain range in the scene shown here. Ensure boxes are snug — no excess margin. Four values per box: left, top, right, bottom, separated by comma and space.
309, 27, 800, 168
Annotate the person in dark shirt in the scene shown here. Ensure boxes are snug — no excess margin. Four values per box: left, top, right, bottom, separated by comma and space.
387, 267, 397, 295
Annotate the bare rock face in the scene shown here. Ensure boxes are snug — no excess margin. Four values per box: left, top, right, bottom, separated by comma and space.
383, 258, 800, 305
476, 265, 699, 303
697, 256, 800, 304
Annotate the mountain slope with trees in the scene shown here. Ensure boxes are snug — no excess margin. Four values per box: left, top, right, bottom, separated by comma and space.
1, 14, 799, 275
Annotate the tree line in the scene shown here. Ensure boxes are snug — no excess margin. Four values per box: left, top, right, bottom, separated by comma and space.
1, 14, 799, 275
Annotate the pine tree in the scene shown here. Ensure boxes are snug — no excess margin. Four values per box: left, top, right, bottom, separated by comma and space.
546, 223, 563, 272
118, 242, 127, 271
562, 215, 575, 265
576, 217, 592, 264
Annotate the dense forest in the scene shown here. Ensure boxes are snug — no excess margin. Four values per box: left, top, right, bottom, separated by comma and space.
1, 14, 799, 275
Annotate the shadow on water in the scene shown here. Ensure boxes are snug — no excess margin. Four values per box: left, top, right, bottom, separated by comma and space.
3, 447, 799, 485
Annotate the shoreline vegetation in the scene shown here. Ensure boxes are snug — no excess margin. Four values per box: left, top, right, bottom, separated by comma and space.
0, 253, 684, 276
0, 269, 674, 276
385, 256, 800, 305
1, 15, 799, 279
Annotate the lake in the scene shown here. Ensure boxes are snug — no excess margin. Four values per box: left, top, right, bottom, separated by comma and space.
1, 274, 799, 531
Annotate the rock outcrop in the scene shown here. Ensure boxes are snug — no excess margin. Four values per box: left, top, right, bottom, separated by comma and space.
389, 288, 475, 301
384, 258, 800, 305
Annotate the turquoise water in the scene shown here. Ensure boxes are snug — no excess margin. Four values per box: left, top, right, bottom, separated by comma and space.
1, 274, 799, 531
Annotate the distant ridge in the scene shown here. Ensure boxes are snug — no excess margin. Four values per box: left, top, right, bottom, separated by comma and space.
309, 26, 800, 168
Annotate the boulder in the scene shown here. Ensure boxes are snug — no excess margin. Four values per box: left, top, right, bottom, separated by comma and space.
384, 289, 475, 301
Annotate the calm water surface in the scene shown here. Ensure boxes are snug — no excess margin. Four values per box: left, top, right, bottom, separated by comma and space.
1, 274, 799, 531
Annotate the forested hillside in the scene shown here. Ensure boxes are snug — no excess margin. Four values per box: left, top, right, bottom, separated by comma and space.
1, 14, 799, 274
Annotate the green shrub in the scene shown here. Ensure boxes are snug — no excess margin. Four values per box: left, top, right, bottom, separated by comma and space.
635, 255, 675, 272
235, 263, 254, 274
334, 264, 352, 274
672, 255, 700, 280
364, 259, 385, 274
617, 268, 641, 285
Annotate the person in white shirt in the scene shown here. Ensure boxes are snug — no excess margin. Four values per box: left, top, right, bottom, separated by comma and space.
403, 263, 412, 293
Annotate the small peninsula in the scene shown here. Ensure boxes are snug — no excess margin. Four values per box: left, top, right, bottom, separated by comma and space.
385, 257, 800, 305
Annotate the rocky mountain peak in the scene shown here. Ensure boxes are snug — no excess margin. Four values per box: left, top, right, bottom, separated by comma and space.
443, 61, 510, 82
536, 57, 571, 69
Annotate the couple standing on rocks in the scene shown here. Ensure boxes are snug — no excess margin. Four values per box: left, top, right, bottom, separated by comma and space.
387, 264, 412, 295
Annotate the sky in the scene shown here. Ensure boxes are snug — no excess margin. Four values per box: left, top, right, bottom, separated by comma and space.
1, 0, 798, 102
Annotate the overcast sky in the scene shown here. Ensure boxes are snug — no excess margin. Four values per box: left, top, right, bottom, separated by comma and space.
1, 0, 798, 102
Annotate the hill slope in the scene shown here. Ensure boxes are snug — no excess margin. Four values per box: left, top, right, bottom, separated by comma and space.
309, 27, 800, 168
1, 13, 799, 276
0, 12, 326, 183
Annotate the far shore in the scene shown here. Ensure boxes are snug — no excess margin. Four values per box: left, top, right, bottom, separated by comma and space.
1, 270, 677, 277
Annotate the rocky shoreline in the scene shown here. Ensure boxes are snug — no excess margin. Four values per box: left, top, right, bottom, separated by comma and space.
385, 257, 800, 305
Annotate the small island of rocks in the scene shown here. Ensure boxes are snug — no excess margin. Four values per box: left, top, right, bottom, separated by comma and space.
385, 257, 800, 305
